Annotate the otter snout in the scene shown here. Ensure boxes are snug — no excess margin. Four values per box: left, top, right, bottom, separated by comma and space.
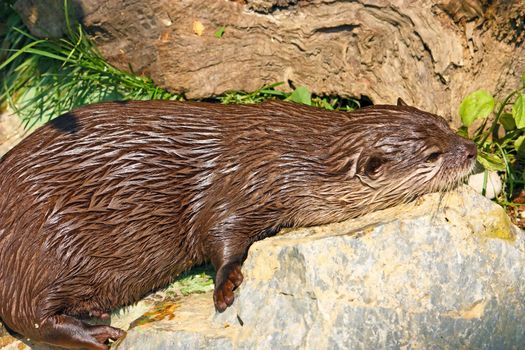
462, 140, 477, 163
452, 138, 477, 168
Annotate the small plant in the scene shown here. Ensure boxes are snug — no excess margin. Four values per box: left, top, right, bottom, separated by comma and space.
458, 72, 525, 206
165, 264, 215, 296
216, 83, 359, 110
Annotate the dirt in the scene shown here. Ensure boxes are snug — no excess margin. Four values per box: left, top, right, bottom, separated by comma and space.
508, 189, 525, 229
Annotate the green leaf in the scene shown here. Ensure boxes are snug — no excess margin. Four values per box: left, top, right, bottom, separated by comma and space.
477, 151, 506, 171
459, 90, 495, 127
214, 26, 225, 39
500, 112, 516, 131
515, 135, 525, 158
522, 71, 525, 87
513, 93, 525, 129
0, 40, 48, 70
286, 86, 311, 105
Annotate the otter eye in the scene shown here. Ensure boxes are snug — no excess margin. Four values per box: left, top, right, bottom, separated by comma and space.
425, 151, 442, 163
365, 156, 385, 176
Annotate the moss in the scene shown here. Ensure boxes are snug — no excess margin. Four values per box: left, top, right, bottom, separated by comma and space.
479, 208, 515, 241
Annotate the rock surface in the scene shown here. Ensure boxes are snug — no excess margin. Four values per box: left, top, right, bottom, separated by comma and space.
0, 185, 523, 349
13, 0, 525, 122
0, 110, 25, 158
467, 170, 503, 199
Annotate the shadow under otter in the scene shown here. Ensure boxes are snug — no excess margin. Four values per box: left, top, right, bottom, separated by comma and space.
0, 100, 476, 349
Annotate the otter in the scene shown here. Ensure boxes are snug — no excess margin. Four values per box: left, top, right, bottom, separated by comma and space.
0, 100, 476, 349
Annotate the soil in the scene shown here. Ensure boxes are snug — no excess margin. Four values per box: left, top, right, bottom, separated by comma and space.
508, 190, 525, 229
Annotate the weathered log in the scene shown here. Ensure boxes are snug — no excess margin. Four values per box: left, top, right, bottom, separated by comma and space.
14, 0, 525, 123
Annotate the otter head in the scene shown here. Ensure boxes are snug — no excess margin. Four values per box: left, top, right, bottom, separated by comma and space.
326, 103, 477, 217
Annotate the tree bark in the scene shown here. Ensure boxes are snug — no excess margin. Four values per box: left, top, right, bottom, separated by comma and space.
14, 0, 525, 123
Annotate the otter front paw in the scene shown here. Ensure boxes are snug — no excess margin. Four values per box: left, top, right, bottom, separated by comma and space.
213, 262, 244, 312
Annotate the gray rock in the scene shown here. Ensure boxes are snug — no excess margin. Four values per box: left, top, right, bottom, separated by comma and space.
468, 170, 503, 199
114, 186, 525, 349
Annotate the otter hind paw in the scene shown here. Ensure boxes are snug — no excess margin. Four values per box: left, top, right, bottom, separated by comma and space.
213, 262, 244, 312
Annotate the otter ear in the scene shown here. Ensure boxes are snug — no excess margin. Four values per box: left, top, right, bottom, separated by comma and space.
397, 98, 409, 107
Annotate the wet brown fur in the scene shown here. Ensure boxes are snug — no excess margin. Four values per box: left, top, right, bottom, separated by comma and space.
0, 100, 476, 349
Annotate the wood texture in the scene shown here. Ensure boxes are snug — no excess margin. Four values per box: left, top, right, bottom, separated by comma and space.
14, 0, 525, 122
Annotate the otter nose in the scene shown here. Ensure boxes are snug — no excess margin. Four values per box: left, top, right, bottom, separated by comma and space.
467, 142, 478, 159
465, 142, 477, 161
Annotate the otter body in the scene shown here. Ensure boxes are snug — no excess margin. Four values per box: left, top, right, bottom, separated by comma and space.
0, 100, 476, 349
